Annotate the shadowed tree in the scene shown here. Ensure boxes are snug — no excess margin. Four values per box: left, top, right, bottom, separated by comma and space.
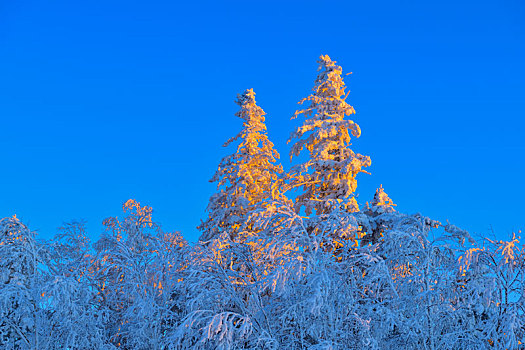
94, 199, 188, 349
0, 216, 40, 349
361, 185, 397, 246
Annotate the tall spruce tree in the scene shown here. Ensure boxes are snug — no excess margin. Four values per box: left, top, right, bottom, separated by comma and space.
198, 89, 283, 243
288, 55, 371, 215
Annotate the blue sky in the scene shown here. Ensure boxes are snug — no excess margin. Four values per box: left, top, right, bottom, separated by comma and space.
1, 0, 523, 243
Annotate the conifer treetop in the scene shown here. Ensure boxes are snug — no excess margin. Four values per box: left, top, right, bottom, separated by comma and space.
369, 184, 396, 214
199, 89, 283, 243
288, 55, 371, 215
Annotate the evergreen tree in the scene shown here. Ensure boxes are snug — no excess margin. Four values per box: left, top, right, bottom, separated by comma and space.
0, 54, 522, 350
361, 185, 397, 245
288, 55, 371, 215
198, 88, 283, 243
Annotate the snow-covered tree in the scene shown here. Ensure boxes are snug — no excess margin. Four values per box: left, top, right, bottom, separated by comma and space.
453, 233, 525, 349
0, 216, 41, 349
40, 220, 114, 349
199, 88, 284, 243
168, 240, 274, 349
1, 54, 522, 350
0, 216, 115, 350
94, 199, 188, 349
360, 185, 397, 246
288, 55, 371, 216
243, 198, 390, 349
47, 220, 92, 280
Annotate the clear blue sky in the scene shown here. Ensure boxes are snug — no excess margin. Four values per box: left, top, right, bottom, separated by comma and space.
1, 0, 523, 243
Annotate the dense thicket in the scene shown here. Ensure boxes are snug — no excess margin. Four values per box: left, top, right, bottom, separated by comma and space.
1, 56, 523, 349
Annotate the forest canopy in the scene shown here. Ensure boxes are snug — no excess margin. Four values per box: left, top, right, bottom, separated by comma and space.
1, 55, 523, 349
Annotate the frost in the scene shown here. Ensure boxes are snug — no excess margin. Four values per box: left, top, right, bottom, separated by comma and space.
198, 88, 285, 244
1, 55, 522, 349
288, 55, 371, 215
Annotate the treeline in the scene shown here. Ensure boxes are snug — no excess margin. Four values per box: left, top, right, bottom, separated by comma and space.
1, 56, 523, 349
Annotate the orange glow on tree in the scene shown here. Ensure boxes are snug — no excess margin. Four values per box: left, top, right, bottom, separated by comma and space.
288, 55, 371, 215
198, 88, 284, 243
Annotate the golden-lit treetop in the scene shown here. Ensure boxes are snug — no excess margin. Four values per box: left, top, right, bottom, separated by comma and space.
198, 89, 284, 243
288, 55, 371, 215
